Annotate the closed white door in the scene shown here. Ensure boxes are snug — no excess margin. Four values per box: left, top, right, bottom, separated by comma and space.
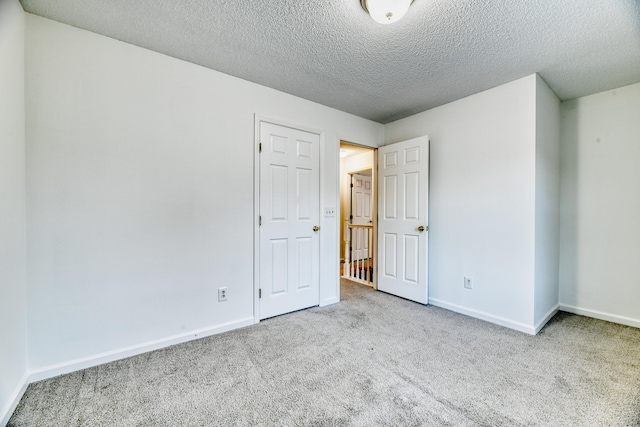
259, 121, 320, 320
351, 173, 372, 226
351, 173, 373, 262
377, 136, 429, 304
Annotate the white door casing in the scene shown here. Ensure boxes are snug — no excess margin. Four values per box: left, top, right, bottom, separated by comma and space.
259, 121, 320, 320
377, 136, 429, 304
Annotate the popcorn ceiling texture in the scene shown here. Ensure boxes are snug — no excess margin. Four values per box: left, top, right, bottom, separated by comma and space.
19, 0, 640, 123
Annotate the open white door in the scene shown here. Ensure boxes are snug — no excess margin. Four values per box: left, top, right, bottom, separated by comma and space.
259, 121, 320, 320
377, 136, 429, 304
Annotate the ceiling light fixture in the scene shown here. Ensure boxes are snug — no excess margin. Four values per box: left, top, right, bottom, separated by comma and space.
361, 0, 414, 25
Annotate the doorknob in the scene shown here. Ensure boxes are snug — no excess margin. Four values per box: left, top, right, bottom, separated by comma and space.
313, 226, 320, 232
417, 225, 427, 232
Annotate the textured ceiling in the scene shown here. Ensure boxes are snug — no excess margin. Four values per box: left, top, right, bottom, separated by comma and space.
19, 0, 640, 124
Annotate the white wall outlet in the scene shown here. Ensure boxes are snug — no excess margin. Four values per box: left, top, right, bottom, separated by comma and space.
324, 207, 336, 217
464, 276, 473, 289
218, 287, 228, 302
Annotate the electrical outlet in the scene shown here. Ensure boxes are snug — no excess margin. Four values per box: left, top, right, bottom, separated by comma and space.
218, 287, 228, 302
324, 207, 336, 217
464, 276, 473, 290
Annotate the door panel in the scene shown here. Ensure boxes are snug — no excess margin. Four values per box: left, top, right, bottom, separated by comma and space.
405, 172, 419, 219
383, 233, 397, 278
271, 239, 288, 294
271, 166, 288, 220
259, 122, 320, 319
404, 235, 419, 283
377, 136, 429, 304
383, 175, 397, 219
297, 168, 311, 219
296, 237, 312, 289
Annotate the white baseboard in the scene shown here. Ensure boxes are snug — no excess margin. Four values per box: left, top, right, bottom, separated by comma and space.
1, 371, 29, 427
534, 304, 559, 334
429, 298, 537, 335
559, 304, 640, 329
28, 317, 255, 383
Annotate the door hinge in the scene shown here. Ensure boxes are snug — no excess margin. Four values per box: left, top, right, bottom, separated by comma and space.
259, 289, 262, 298
259, 143, 262, 153
259, 216, 262, 226
349, 215, 353, 220
350, 183, 354, 188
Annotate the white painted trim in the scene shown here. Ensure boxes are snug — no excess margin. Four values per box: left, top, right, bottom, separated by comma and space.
318, 128, 329, 308
429, 298, 536, 335
373, 147, 379, 291
337, 142, 379, 291
559, 304, 640, 329
0, 372, 29, 427
254, 115, 325, 141
28, 317, 254, 383
335, 139, 342, 302
253, 115, 262, 323
534, 304, 559, 334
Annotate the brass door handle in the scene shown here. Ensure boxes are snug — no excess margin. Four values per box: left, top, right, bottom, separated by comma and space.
313, 226, 320, 232
418, 225, 427, 232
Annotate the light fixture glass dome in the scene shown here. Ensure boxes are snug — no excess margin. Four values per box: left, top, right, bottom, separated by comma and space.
361, 0, 413, 25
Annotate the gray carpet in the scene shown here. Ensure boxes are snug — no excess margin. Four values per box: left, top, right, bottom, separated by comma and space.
9, 280, 640, 426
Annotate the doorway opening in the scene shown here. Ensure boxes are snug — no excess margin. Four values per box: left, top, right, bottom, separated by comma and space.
338, 136, 429, 304
339, 142, 376, 288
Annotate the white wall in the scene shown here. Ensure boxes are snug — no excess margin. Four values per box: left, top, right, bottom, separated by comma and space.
385, 75, 539, 332
7, 6, 638, 420
559, 82, 640, 327
25, 14, 383, 374
0, 0, 27, 424
533, 75, 560, 328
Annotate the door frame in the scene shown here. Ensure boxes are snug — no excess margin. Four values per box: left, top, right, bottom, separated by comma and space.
253, 115, 325, 323
338, 142, 379, 290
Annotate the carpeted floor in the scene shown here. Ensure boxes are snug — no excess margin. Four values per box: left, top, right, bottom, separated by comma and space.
9, 280, 640, 426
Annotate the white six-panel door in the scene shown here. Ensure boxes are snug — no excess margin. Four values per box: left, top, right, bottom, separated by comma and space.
259, 121, 320, 320
377, 136, 429, 304
351, 173, 372, 226
351, 173, 373, 262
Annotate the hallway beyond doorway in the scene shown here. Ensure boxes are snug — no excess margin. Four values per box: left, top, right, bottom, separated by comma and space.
339, 142, 375, 288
